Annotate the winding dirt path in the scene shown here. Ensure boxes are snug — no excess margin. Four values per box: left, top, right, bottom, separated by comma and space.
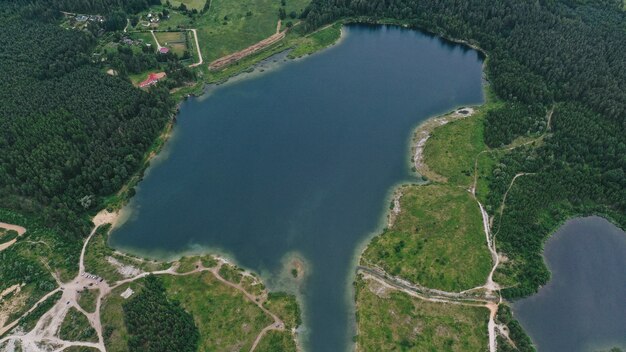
0, 222, 27, 252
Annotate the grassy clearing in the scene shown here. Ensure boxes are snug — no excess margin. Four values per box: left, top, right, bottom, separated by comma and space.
77, 288, 98, 313
263, 292, 301, 329
154, 31, 188, 56
363, 184, 491, 292
422, 112, 486, 188
289, 22, 342, 58
138, 0, 309, 63
59, 307, 98, 342
101, 281, 146, 352
62, 347, 100, 352
355, 275, 489, 352
256, 330, 297, 352
218, 263, 244, 284
162, 271, 272, 352
164, 0, 207, 11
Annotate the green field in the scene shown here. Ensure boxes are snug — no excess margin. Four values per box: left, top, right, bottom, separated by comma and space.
59, 307, 99, 342
256, 330, 297, 352
163, 0, 207, 11
423, 113, 486, 188
355, 275, 489, 351
162, 272, 273, 352
137, 0, 310, 63
363, 184, 492, 291
289, 22, 342, 58
154, 31, 188, 56
77, 288, 98, 313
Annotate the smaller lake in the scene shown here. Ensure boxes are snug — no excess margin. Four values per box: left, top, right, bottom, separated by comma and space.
513, 216, 626, 352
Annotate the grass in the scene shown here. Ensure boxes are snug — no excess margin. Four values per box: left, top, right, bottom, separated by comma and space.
289, 22, 342, 58
101, 281, 145, 352
77, 288, 99, 313
84, 225, 169, 284
422, 111, 486, 188
354, 275, 489, 351
129, 31, 156, 48
263, 292, 301, 329
162, 271, 273, 352
62, 347, 100, 352
137, 0, 309, 64
164, 0, 207, 11
59, 307, 98, 342
362, 184, 492, 292
255, 330, 297, 352
176, 255, 201, 273
219, 263, 244, 284
154, 31, 188, 56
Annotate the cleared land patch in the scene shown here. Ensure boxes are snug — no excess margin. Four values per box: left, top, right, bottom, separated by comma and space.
59, 307, 98, 342
255, 330, 297, 352
423, 112, 486, 187
161, 272, 273, 351
163, 0, 207, 11
362, 183, 492, 292
154, 31, 188, 56
355, 275, 489, 351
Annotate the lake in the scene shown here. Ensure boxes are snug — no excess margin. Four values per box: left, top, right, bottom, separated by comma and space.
513, 216, 626, 352
110, 24, 484, 352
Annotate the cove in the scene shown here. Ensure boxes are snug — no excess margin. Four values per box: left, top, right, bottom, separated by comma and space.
513, 217, 626, 352
110, 24, 484, 352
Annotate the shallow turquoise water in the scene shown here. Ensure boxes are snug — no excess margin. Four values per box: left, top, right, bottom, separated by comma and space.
110, 24, 484, 351
514, 217, 626, 352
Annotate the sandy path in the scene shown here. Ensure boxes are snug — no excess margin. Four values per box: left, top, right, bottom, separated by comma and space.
150, 30, 163, 50
0, 222, 27, 252
188, 29, 204, 68
209, 20, 285, 70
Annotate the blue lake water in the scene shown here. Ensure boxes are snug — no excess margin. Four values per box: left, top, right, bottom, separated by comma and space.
514, 216, 626, 352
110, 24, 484, 351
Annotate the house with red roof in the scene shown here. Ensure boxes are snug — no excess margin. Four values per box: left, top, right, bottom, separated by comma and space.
159, 47, 170, 54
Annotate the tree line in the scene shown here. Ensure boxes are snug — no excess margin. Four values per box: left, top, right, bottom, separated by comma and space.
300, 0, 626, 298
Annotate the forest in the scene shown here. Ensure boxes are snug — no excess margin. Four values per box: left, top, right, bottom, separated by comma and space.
0, 5, 173, 237
301, 0, 626, 298
0, 1, 174, 307
122, 275, 199, 352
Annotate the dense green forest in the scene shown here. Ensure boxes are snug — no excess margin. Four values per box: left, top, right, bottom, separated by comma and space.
0, 1, 174, 306
302, 0, 626, 299
0, 6, 173, 236
122, 275, 199, 352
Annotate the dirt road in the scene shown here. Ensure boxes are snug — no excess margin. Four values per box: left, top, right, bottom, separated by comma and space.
209, 20, 285, 70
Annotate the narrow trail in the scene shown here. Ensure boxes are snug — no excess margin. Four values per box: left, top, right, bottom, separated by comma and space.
188, 29, 204, 68
1, 210, 286, 351
150, 30, 162, 50
357, 105, 554, 352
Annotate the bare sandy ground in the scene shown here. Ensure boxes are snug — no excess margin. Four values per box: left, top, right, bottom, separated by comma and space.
0, 222, 27, 252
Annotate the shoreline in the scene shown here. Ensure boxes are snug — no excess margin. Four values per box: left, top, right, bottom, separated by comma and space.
100, 21, 487, 352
